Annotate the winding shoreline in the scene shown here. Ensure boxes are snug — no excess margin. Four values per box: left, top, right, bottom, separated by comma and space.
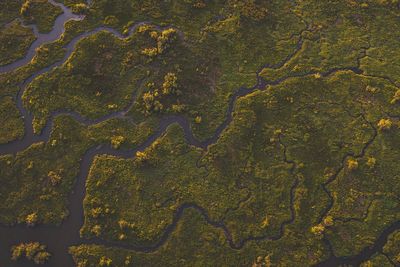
0, 0, 84, 74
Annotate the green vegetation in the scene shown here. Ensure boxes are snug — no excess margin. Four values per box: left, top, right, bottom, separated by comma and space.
0, 0, 23, 26
71, 209, 258, 267
325, 113, 400, 257
23, 0, 305, 140
0, 96, 24, 144
0, 20, 36, 66
71, 207, 325, 266
361, 253, 393, 267
2, 0, 400, 266
23, 30, 149, 133
0, 115, 157, 225
81, 125, 206, 243
11, 242, 51, 264
20, 0, 63, 33
76, 68, 400, 265
382, 230, 400, 264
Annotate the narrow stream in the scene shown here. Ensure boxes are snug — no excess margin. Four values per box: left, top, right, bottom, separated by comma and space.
0, 0, 84, 74
0, 2, 399, 267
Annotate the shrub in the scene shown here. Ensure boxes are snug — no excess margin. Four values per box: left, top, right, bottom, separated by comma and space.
11, 242, 51, 264
111, 136, 125, 149
347, 159, 359, 171
377, 118, 393, 131
25, 212, 38, 226
48, 171, 62, 186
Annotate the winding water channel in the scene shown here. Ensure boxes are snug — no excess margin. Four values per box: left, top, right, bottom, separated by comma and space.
0, 2, 399, 266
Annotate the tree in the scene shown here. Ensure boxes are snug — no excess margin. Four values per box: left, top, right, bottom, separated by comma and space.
11, 242, 51, 265
367, 157, 376, 168
377, 118, 393, 131
162, 73, 178, 95
26, 212, 38, 226
20, 0, 32, 16
99, 256, 112, 266
33, 251, 51, 264
111, 136, 125, 149
48, 170, 62, 186
347, 158, 359, 171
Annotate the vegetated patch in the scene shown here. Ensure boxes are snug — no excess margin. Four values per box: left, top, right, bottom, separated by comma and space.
0, 20, 36, 66
0, 115, 157, 225
20, 0, 63, 33
0, 0, 23, 27
0, 96, 24, 144
11, 242, 51, 265
3, 0, 400, 266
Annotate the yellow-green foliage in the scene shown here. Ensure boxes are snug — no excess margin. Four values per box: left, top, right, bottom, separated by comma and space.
11, 242, 51, 264
377, 118, 393, 131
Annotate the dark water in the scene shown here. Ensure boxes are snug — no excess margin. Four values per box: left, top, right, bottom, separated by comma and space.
0, 2, 399, 266
0, 0, 84, 74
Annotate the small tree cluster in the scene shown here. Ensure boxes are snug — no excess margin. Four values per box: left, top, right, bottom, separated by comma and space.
377, 118, 393, 131
25, 212, 38, 226
139, 73, 182, 115
142, 91, 163, 114
311, 216, 334, 237
117, 219, 137, 241
141, 27, 178, 57
11, 242, 51, 265
162, 72, 178, 95
48, 170, 62, 186
157, 28, 178, 53
347, 158, 359, 171
99, 256, 112, 266
252, 255, 272, 267
20, 0, 32, 17
135, 150, 152, 165
91, 225, 102, 236
111, 135, 125, 149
